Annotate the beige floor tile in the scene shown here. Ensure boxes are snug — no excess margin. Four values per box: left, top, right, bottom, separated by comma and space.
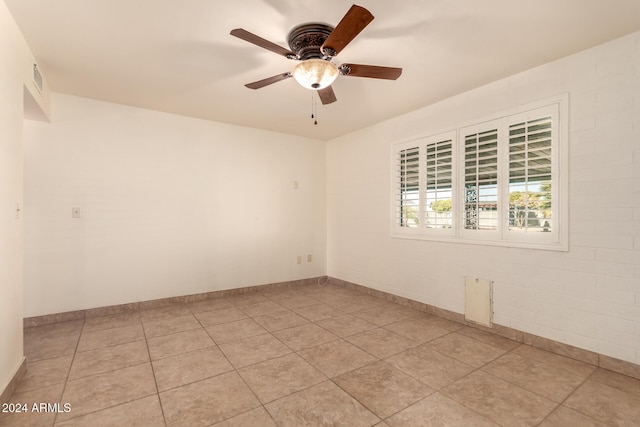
239, 353, 325, 403
16, 355, 73, 393
292, 303, 345, 322
539, 406, 608, 427
265, 380, 380, 427
69, 340, 149, 380
270, 295, 320, 309
152, 347, 234, 391
82, 312, 141, 333
16, 285, 640, 427
483, 352, 586, 402
147, 327, 214, 360
334, 360, 433, 418
352, 307, 411, 326
345, 328, 417, 359
159, 371, 260, 427
298, 339, 377, 378
219, 333, 291, 368
428, 333, 506, 368
0, 383, 64, 427
386, 392, 499, 427
142, 314, 201, 338
317, 314, 378, 337
456, 326, 521, 351
212, 407, 277, 427
24, 334, 80, 363
273, 323, 339, 351
240, 301, 288, 317
385, 345, 475, 390
187, 298, 234, 313
564, 379, 640, 426
442, 370, 556, 426
77, 323, 145, 352
383, 318, 450, 344
206, 318, 268, 343
58, 363, 157, 422
193, 307, 247, 327
587, 368, 640, 399
253, 310, 309, 332
511, 344, 596, 377
54, 395, 165, 426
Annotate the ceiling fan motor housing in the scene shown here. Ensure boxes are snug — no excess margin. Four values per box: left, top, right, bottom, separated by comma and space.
287, 23, 335, 60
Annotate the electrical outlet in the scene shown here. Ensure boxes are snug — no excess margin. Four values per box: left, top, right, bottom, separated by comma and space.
296, 256, 302, 264
307, 254, 312, 262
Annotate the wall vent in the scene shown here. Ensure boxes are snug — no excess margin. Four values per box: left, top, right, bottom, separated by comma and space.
465, 276, 493, 327
33, 63, 43, 93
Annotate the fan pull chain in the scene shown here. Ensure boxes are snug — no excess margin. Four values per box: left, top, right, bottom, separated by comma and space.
313, 93, 318, 125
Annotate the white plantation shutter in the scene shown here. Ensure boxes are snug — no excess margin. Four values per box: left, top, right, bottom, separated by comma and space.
425, 135, 455, 230
396, 146, 420, 227
508, 116, 553, 233
463, 125, 499, 231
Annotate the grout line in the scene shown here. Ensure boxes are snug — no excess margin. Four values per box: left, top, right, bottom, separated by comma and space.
141, 319, 168, 426
50, 318, 84, 426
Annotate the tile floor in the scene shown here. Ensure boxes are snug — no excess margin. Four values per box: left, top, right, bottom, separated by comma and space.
3, 283, 640, 426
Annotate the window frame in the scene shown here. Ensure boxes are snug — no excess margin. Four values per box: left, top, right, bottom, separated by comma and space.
391, 94, 568, 251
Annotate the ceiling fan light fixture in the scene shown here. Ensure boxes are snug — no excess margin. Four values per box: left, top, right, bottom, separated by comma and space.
292, 59, 338, 90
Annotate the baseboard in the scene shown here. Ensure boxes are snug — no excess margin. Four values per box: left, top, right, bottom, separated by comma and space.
0, 357, 26, 404
327, 276, 640, 381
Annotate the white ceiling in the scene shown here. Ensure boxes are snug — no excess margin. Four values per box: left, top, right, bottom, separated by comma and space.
6, 0, 640, 140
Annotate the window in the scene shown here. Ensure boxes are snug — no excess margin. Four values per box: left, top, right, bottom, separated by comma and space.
392, 96, 567, 250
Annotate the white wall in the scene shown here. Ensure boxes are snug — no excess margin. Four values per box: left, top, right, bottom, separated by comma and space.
327, 31, 640, 365
23, 94, 326, 316
0, 0, 25, 397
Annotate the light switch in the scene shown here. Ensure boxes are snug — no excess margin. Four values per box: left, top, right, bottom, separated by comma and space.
72, 207, 81, 219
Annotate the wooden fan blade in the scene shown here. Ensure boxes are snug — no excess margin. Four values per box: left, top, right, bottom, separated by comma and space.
317, 86, 337, 105
245, 73, 292, 89
230, 28, 297, 59
322, 5, 374, 56
341, 64, 402, 80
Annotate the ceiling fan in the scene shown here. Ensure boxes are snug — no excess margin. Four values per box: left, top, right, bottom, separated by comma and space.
230, 4, 402, 105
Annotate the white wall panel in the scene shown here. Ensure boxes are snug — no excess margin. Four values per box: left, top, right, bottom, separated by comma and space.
327, 31, 640, 365
0, 0, 25, 398
23, 94, 326, 316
